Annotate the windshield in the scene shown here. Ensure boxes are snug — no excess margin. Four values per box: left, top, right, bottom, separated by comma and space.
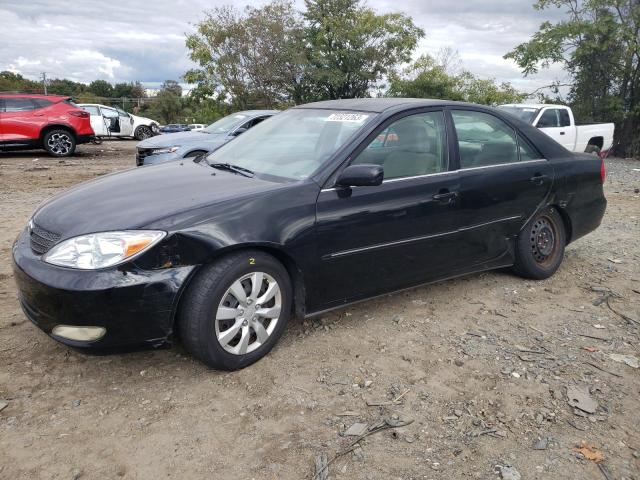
205, 109, 374, 180
497, 106, 540, 124
204, 113, 251, 134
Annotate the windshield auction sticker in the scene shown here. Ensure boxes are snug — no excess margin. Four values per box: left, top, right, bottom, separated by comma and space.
326, 113, 369, 123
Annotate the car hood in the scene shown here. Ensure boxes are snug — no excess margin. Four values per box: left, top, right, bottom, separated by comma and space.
137, 131, 223, 148
131, 114, 157, 125
32, 160, 284, 239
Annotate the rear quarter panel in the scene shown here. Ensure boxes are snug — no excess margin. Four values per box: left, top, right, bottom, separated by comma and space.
548, 153, 606, 242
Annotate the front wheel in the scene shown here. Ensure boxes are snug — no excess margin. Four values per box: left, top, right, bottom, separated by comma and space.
43, 129, 76, 157
134, 125, 153, 140
178, 251, 292, 370
513, 207, 566, 280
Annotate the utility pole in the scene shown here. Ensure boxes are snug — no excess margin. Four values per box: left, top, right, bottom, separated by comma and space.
41, 72, 47, 95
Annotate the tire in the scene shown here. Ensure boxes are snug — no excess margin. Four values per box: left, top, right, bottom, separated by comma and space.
513, 207, 566, 280
43, 129, 76, 157
585, 144, 601, 155
134, 125, 153, 141
178, 250, 292, 370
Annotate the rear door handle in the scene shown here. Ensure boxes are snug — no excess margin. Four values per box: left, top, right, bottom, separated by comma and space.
530, 174, 548, 185
432, 190, 458, 204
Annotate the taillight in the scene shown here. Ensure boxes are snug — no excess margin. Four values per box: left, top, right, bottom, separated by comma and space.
69, 110, 89, 118
600, 158, 606, 183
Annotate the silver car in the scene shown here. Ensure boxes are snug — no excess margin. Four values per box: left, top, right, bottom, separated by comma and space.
136, 110, 278, 166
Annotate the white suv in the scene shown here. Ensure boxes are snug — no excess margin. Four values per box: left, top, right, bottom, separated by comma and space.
79, 104, 160, 140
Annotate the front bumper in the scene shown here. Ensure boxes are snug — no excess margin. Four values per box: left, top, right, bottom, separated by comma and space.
12, 228, 196, 350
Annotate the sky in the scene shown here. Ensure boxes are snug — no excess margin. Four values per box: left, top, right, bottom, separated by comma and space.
0, 0, 571, 95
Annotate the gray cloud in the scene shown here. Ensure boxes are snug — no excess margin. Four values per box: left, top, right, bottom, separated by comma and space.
0, 0, 570, 93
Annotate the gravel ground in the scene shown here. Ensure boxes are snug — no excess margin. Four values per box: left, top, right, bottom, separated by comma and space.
0, 141, 639, 480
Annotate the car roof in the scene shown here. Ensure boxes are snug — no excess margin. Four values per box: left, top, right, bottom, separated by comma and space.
294, 98, 480, 113
500, 103, 566, 109
234, 110, 279, 116
0, 93, 69, 101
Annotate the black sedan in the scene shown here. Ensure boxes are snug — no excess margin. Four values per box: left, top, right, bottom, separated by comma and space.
13, 99, 607, 370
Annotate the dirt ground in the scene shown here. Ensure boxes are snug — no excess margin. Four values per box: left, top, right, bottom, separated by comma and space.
0, 140, 639, 480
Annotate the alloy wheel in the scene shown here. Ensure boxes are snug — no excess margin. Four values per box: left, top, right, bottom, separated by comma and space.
215, 272, 282, 355
47, 133, 73, 155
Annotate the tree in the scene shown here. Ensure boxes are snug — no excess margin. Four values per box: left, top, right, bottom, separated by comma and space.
88, 79, 114, 98
303, 0, 424, 99
152, 90, 183, 123
0, 71, 41, 93
161, 80, 183, 97
505, 0, 640, 156
185, 1, 306, 108
387, 54, 525, 105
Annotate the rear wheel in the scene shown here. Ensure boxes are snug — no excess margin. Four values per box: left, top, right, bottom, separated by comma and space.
43, 129, 76, 157
585, 144, 601, 155
513, 207, 566, 280
178, 250, 292, 370
134, 125, 153, 140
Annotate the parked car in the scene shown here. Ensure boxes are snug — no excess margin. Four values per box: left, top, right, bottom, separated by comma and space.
0, 93, 94, 157
136, 110, 277, 166
160, 124, 190, 134
188, 123, 206, 131
13, 98, 606, 370
498, 104, 614, 156
78, 104, 159, 140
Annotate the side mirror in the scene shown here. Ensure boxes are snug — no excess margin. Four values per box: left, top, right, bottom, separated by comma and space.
336, 164, 384, 187
232, 127, 248, 136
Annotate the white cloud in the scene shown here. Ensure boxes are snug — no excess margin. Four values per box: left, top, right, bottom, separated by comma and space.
0, 0, 571, 95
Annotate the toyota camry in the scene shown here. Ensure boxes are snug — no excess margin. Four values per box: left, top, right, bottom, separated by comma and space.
13, 99, 607, 370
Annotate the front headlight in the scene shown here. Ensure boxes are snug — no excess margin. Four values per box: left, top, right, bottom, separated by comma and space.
43, 231, 166, 270
152, 146, 179, 154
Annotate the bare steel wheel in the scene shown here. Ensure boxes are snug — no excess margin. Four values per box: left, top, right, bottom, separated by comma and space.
179, 250, 292, 370
513, 207, 566, 280
44, 129, 76, 157
529, 216, 557, 265
215, 272, 282, 355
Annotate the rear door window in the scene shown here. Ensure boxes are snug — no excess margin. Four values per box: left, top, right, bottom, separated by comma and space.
4, 98, 36, 112
537, 109, 560, 128
451, 110, 519, 168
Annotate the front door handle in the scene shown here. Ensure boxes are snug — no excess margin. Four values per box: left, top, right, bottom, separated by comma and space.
530, 174, 548, 185
432, 190, 458, 204
559, 131, 565, 135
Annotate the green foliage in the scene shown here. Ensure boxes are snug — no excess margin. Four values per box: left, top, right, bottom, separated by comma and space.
186, 0, 423, 106
387, 54, 526, 105
185, 1, 306, 109
0, 71, 41, 93
303, 0, 424, 99
87, 80, 114, 98
161, 80, 183, 97
505, 0, 640, 156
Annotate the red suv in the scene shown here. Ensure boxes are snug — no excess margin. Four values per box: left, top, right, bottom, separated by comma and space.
0, 94, 94, 157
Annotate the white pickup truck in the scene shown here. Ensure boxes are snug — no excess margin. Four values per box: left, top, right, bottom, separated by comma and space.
498, 104, 614, 155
